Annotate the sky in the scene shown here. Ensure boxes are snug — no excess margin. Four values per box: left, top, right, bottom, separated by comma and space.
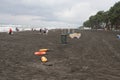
0, 0, 119, 29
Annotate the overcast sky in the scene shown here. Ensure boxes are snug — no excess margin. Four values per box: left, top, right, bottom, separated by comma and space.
0, 0, 119, 28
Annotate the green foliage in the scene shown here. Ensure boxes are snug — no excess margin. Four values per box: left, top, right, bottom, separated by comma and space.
109, 1, 120, 25
83, 1, 120, 30
83, 20, 90, 27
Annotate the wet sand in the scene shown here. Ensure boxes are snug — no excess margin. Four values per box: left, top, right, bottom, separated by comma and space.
0, 30, 120, 80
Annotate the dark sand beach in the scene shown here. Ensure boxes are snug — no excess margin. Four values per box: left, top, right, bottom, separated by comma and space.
0, 30, 120, 80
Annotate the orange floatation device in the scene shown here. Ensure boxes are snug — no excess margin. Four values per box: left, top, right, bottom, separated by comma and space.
39, 49, 49, 52
34, 48, 49, 62
34, 48, 49, 56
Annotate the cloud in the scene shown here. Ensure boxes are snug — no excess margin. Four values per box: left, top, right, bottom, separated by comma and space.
54, 2, 94, 24
0, 0, 119, 28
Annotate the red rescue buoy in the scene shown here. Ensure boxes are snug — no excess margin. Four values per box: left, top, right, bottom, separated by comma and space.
34, 51, 46, 56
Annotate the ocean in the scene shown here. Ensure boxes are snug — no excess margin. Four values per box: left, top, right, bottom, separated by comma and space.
0, 24, 43, 32
0, 24, 78, 32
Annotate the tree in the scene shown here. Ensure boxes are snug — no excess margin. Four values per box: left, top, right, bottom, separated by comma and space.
109, 1, 120, 29
83, 1, 120, 30
83, 20, 91, 27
